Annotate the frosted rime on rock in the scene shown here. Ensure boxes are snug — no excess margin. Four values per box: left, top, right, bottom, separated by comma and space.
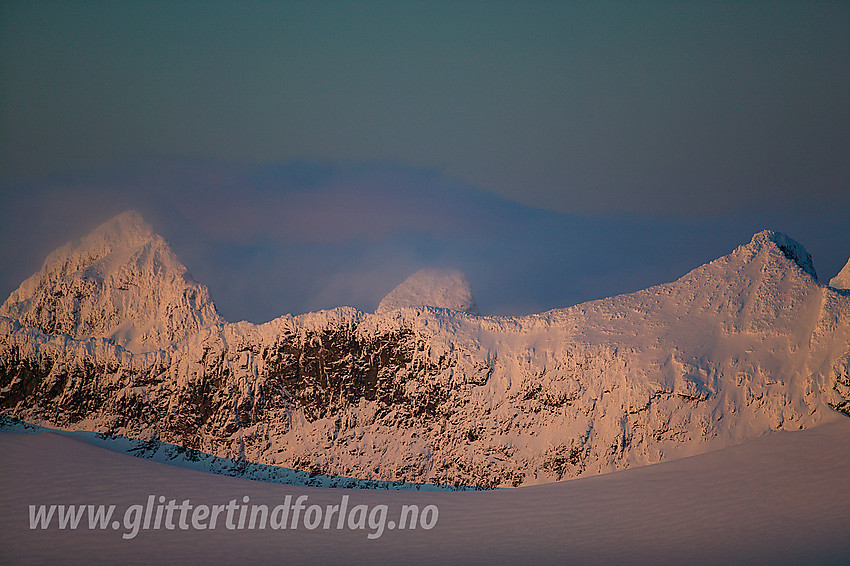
0, 210, 222, 353
753, 229, 818, 280
1, 215, 849, 488
377, 268, 480, 315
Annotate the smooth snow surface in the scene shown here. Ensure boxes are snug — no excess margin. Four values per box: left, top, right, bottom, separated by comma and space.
376, 268, 479, 314
2, 419, 849, 565
830, 258, 850, 290
0, 417, 475, 491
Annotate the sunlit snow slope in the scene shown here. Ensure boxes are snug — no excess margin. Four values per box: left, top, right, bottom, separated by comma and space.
0, 211, 221, 353
830, 258, 850, 290
1, 212, 848, 487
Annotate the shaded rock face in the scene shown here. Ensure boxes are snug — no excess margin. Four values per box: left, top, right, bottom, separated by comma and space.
759, 230, 818, 281
0, 315, 498, 485
1, 215, 849, 488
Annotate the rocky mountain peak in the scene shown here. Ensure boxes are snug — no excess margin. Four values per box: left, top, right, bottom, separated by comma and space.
745, 230, 817, 280
0, 210, 222, 353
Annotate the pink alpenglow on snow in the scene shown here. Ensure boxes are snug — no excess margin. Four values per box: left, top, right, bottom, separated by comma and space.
376, 268, 480, 315
830, 258, 850, 290
1, 214, 849, 490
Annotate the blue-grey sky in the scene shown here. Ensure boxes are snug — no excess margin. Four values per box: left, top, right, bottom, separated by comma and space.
1, 161, 847, 322
1, 2, 848, 321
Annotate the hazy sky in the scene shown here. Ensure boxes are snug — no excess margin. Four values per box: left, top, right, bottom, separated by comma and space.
1, 2, 848, 321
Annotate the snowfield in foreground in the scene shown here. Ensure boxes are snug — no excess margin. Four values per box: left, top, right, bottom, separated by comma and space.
1, 418, 849, 565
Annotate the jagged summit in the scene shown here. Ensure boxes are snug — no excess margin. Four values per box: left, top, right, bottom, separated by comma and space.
0, 210, 222, 353
830, 258, 850, 290
376, 268, 480, 315
744, 230, 817, 280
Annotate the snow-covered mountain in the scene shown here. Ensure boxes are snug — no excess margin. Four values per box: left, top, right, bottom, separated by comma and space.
0, 211, 222, 353
1, 212, 848, 487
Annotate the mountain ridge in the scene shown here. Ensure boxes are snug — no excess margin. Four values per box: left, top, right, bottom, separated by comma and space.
1, 212, 848, 487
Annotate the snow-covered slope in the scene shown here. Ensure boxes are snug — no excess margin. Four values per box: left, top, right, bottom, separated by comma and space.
4, 419, 850, 565
830, 258, 850, 290
1, 214, 849, 487
0, 211, 222, 353
377, 268, 479, 315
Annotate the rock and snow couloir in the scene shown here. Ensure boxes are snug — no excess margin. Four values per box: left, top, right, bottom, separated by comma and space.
1, 213, 849, 487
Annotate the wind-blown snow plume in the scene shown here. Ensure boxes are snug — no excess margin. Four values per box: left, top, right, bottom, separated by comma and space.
377, 269, 480, 315
0, 210, 222, 353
